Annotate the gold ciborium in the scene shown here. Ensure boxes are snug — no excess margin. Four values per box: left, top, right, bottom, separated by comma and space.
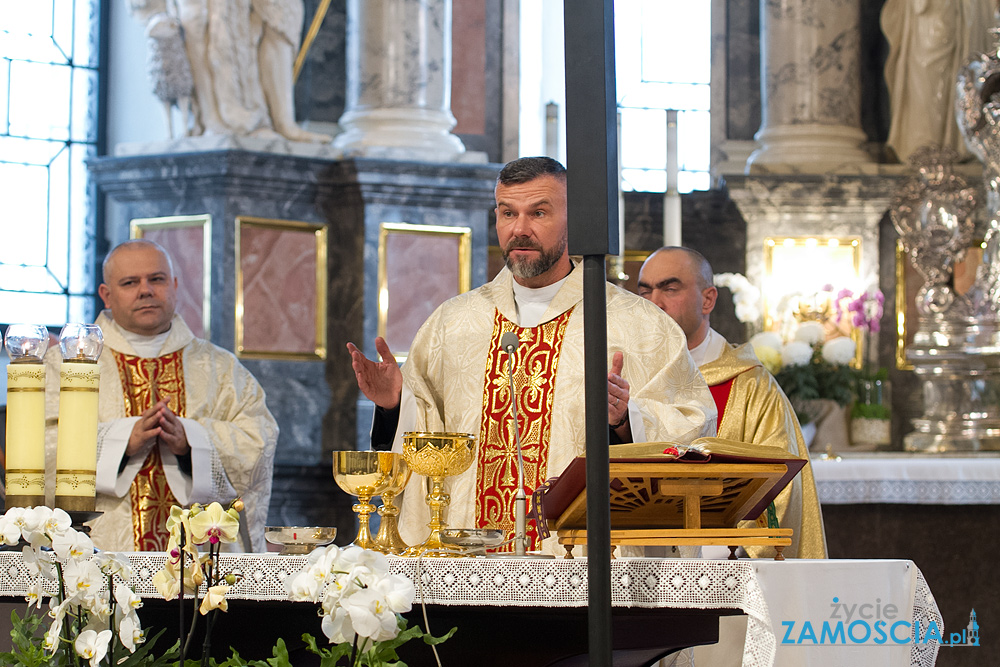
333, 451, 402, 550
401, 431, 476, 557
373, 456, 412, 554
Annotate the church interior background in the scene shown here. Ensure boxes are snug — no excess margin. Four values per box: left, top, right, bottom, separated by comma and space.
2, 1, 997, 660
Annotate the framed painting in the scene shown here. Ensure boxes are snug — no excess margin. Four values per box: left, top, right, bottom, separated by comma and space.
130, 214, 212, 339
378, 223, 472, 362
235, 216, 327, 361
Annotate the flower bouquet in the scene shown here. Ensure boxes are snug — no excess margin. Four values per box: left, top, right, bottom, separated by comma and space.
0, 506, 176, 667
286, 544, 455, 666
750, 321, 857, 427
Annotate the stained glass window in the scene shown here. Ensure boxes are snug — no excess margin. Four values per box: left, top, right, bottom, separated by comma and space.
0, 0, 101, 326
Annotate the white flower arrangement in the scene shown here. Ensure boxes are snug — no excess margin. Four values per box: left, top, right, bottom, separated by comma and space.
286, 544, 453, 666
0, 506, 165, 667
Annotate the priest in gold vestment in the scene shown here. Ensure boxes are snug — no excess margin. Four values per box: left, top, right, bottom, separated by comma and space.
638, 247, 827, 560
44, 240, 278, 552
350, 158, 716, 556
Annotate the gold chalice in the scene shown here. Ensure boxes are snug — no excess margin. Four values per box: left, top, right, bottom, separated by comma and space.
373, 456, 412, 554
333, 451, 402, 550
400, 431, 476, 557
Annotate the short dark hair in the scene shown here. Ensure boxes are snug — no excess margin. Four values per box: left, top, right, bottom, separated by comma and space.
102, 239, 175, 283
497, 156, 567, 186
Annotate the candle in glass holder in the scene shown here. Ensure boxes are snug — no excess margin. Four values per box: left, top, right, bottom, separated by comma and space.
55, 324, 104, 512
4, 325, 50, 508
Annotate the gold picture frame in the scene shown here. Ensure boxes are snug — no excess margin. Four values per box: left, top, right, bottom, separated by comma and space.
895, 239, 984, 371
378, 222, 472, 362
130, 214, 212, 339
235, 216, 328, 361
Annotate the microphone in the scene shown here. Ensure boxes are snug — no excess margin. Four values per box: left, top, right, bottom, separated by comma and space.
500, 332, 528, 556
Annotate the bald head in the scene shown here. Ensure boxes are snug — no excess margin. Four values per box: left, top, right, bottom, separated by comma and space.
98, 240, 178, 336
637, 247, 717, 349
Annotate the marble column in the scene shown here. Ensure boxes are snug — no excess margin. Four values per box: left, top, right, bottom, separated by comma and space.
334, 0, 467, 161
747, 0, 871, 168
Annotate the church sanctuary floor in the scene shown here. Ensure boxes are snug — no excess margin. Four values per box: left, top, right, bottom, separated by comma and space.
823, 503, 996, 666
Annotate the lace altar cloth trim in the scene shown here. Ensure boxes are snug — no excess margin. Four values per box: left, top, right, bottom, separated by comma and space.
812, 456, 1000, 504
912, 568, 942, 667
0, 554, 940, 667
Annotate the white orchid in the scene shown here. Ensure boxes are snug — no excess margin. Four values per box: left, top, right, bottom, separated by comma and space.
74, 628, 113, 667
52, 529, 94, 561
342, 588, 399, 642
714, 272, 762, 324
0, 514, 23, 545
117, 611, 144, 652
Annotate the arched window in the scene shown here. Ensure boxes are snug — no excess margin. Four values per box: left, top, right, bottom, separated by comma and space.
1, 1, 101, 326
615, 0, 710, 193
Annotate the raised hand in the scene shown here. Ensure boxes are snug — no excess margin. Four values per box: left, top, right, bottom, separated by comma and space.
346, 337, 403, 409
607, 351, 630, 430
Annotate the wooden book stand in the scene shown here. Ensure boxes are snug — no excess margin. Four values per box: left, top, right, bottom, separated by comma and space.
536, 439, 803, 560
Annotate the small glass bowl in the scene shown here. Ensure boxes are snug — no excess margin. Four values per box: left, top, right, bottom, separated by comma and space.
439, 528, 506, 554
264, 526, 337, 555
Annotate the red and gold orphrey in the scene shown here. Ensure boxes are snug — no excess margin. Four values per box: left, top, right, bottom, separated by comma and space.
476, 308, 573, 551
113, 351, 185, 551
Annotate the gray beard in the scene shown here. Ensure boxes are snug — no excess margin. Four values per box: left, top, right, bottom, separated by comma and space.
504, 241, 566, 280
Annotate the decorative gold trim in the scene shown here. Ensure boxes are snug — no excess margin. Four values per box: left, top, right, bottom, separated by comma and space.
131, 214, 213, 339
763, 236, 863, 367
54, 496, 96, 512
5, 495, 46, 509
6, 387, 44, 393
293, 0, 333, 83
235, 216, 328, 361
378, 222, 473, 362
58, 386, 99, 393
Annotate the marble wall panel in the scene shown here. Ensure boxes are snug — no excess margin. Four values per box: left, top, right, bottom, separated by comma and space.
238, 222, 322, 357
382, 230, 465, 358
452, 0, 487, 136
134, 223, 208, 339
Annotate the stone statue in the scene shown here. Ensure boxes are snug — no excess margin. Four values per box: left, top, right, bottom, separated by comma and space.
127, 0, 330, 143
881, 0, 994, 163
144, 12, 195, 138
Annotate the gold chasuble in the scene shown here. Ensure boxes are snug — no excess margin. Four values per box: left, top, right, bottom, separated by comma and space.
113, 351, 184, 551
476, 309, 573, 551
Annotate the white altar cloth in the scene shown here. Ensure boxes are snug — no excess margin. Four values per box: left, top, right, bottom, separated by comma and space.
811, 453, 1000, 504
0, 553, 941, 667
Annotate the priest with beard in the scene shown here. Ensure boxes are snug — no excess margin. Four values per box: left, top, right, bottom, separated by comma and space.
348, 157, 716, 556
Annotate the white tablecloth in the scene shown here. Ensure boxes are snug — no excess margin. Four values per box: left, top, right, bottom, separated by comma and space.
0, 553, 942, 667
811, 453, 1000, 504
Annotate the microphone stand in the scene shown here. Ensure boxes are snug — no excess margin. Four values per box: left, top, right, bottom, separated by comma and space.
502, 334, 528, 557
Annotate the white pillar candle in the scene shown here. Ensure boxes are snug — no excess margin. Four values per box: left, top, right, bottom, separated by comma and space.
5, 361, 46, 507
55, 360, 100, 511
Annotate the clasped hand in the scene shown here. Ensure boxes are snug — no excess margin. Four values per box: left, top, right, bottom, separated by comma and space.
127, 399, 190, 457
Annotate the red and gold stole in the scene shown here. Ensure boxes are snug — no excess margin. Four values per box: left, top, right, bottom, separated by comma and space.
476, 308, 574, 551
113, 351, 186, 551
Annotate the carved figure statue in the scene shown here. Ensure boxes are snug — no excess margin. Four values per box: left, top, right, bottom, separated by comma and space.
127, 0, 330, 143
144, 12, 195, 138
881, 0, 994, 163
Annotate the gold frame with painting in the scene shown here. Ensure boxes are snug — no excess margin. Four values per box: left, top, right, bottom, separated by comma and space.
129, 214, 212, 339
234, 216, 328, 361
378, 222, 472, 362
895, 239, 984, 371
763, 236, 863, 364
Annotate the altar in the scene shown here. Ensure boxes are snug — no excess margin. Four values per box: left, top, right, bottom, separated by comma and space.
0, 553, 942, 667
